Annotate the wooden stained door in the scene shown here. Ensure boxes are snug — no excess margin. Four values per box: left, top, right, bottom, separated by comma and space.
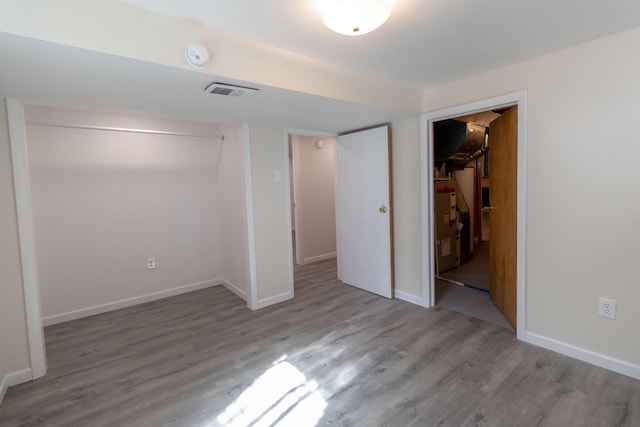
336, 125, 394, 298
489, 107, 517, 327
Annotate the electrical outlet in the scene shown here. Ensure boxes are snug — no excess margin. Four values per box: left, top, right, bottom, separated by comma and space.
598, 298, 616, 319
146, 258, 156, 270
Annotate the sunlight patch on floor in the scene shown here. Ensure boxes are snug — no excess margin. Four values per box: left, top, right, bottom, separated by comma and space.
214, 356, 326, 427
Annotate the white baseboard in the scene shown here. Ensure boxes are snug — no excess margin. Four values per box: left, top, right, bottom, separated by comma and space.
526, 332, 640, 380
257, 291, 293, 309
219, 278, 247, 301
394, 289, 427, 307
301, 252, 336, 264
1, 368, 32, 405
42, 279, 221, 326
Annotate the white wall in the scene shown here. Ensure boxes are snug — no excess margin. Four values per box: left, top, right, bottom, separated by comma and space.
0, 0, 422, 114
423, 27, 640, 369
247, 124, 292, 305
293, 135, 336, 264
0, 99, 31, 401
391, 117, 423, 303
217, 124, 249, 299
25, 106, 229, 324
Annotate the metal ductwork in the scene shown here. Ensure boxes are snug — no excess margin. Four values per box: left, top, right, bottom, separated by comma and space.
434, 119, 488, 170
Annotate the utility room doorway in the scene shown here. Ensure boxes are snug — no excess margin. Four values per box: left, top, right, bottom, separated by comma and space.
432, 106, 518, 330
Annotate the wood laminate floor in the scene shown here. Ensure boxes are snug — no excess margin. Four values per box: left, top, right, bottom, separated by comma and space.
1, 258, 639, 426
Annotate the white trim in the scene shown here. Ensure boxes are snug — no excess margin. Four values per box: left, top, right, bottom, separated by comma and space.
0, 368, 33, 404
334, 133, 342, 282
526, 332, 640, 380
283, 130, 295, 300
301, 252, 337, 264
394, 290, 425, 306
257, 291, 293, 309
420, 91, 528, 341
25, 121, 224, 139
515, 96, 528, 338
219, 278, 248, 301
286, 128, 337, 139
242, 123, 259, 310
7, 98, 47, 379
290, 135, 303, 265
42, 279, 221, 326
419, 115, 434, 308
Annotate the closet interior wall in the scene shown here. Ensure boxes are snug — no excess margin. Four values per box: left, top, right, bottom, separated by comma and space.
25, 105, 247, 324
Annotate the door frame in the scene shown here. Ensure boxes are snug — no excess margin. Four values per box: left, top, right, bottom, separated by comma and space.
6, 98, 47, 380
290, 133, 340, 266
285, 128, 337, 282
420, 91, 528, 340
289, 134, 302, 264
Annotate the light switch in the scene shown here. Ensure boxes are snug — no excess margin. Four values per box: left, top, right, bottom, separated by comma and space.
275, 170, 282, 182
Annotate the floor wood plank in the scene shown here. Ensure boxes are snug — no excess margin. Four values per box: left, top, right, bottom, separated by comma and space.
1, 257, 638, 426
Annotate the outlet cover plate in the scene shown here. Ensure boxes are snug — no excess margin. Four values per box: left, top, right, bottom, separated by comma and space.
598, 298, 616, 319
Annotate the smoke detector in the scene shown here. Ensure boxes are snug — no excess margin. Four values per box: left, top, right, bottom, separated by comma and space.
204, 82, 259, 97
184, 43, 210, 69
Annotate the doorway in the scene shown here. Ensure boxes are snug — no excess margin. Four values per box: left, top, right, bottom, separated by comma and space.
421, 91, 527, 340
432, 108, 514, 330
287, 125, 394, 299
289, 134, 337, 267
288, 132, 339, 295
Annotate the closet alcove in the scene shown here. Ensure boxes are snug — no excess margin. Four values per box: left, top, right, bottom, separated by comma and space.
25, 105, 248, 325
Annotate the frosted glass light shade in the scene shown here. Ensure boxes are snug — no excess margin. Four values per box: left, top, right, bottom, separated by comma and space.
323, 0, 391, 36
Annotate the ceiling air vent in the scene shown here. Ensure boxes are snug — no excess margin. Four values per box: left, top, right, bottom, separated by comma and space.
204, 82, 259, 97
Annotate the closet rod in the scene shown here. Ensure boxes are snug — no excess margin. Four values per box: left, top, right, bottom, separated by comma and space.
25, 121, 225, 140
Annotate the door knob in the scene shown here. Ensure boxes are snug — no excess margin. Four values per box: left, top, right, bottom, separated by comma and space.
379, 205, 388, 213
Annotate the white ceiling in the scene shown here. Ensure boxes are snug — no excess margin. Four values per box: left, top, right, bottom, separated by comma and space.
0, 32, 398, 133
125, 0, 640, 88
2, 1, 639, 132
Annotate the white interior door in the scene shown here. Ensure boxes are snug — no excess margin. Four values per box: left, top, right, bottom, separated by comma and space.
336, 125, 393, 298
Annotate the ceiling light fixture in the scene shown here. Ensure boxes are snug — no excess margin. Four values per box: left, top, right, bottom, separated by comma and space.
322, 0, 392, 36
